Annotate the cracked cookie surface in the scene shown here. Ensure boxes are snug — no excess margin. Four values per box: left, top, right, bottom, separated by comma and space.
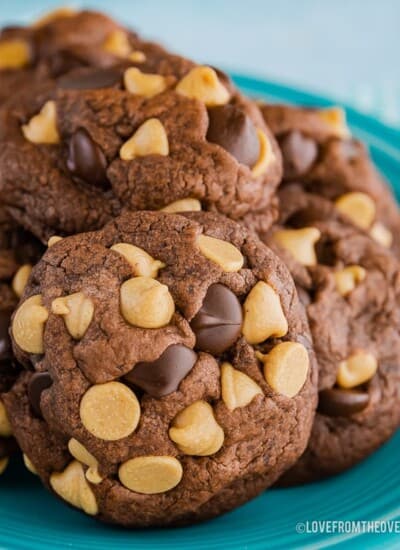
6, 211, 316, 526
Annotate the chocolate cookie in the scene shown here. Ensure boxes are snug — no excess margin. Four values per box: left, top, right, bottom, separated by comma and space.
5, 211, 316, 526
260, 103, 400, 255
0, 11, 281, 242
262, 185, 400, 483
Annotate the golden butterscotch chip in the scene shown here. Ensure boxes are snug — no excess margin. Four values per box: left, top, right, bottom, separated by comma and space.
221, 362, 263, 411
12, 264, 32, 298
169, 400, 224, 456
12, 295, 48, 354
0, 458, 8, 475
318, 107, 350, 138
337, 351, 378, 389
242, 281, 288, 344
370, 222, 393, 248
103, 29, 132, 58
33, 7, 76, 27
50, 460, 98, 515
119, 456, 183, 494
335, 192, 376, 230
120, 276, 175, 328
51, 292, 94, 340
251, 130, 274, 177
259, 341, 309, 398
161, 198, 202, 213
111, 243, 165, 278
120, 118, 169, 160
0, 39, 30, 69
129, 50, 146, 63
334, 265, 366, 297
273, 227, 321, 266
22, 101, 60, 144
68, 438, 103, 484
176, 66, 230, 107
23, 454, 37, 475
80, 382, 140, 441
0, 400, 12, 437
197, 235, 244, 272
124, 67, 169, 98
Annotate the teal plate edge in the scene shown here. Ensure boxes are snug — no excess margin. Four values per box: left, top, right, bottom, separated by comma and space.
0, 74, 399, 550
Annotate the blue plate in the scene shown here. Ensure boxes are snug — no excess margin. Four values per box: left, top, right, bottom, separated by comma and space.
1, 76, 400, 550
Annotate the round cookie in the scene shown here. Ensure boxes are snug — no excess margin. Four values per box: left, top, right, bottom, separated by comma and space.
0, 12, 281, 242
6, 211, 316, 526
263, 185, 400, 484
260, 103, 400, 255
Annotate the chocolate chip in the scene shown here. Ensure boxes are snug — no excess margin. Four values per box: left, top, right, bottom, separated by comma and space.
318, 388, 370, 417
67, 128, 109, 188
28, 372, 53, 418
58, 67, 122, 90
0, 309, 12, 363
279, 131, 318, 180
207, 105, 260, 167
124, 345, 197, 398
190, 283, 243, 354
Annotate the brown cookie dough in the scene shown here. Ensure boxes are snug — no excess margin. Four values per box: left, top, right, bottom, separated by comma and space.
260, 103, 400, 255
5, 211, 316, 526
0, 11, 281, 242
262, 185, 400, 484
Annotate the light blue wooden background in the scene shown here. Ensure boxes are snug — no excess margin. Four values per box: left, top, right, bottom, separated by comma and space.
1, 0, 399, 128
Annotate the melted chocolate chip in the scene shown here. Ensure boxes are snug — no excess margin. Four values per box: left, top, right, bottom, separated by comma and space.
124, 344, 197, 398
67, 128, 109, 188
279, 130, 318, 180
190, 283, 243, 354
318, 387, 370, 417
28, 372, 53, 418
58, 67, 122, 90
207, 105, 260, 167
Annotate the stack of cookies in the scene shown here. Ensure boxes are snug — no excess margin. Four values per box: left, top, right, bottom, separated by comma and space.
0, 8, 399, 527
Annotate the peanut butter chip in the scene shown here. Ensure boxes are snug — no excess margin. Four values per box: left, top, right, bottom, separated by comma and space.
259, 342, 310, 398
221, 362, 263, 411
318, 107, 350, 138
120, 276, 175, 328
52, 292, 94, 340
334, 265, 366, 296
0, 400, 12, 437
169, 400, 224, 456
370, 222, 393, 248
23, 454, 37, 475
335, 192, 376, 230
197, 235, 244, 272
176, 66, 230, 106
124, 67, 169, 98
12, 295, 48, 354
47, 235, 63, 247
242, 281, 288, 344
0, 39, 30, 69
12, 264, 32, 298
80, 382, 140, 441
120, 118, 169, 160
50, 461, 98, 515
68, 438, 103, 484
161, 198, 202, 213
337, 351, 378, 389
0, 458, 8, 475
251, 130, 274, 177
119, 456, 183, 494
103, 30, 132, 58
111, 243, 165, 277
273, 227, 321, 266
22, 101, 60, 144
